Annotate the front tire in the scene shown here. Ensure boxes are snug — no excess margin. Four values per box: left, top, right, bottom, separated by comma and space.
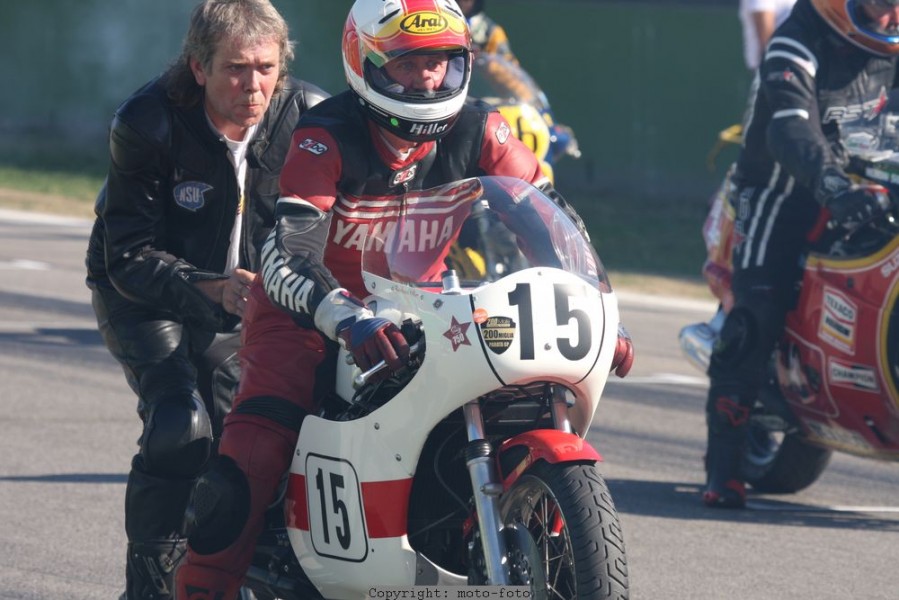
500, 461, 629, 600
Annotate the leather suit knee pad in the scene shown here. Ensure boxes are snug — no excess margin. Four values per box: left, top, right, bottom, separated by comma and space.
140, 393, 213, 479
710, 307, 757, 372
708, 299, 783, 389
183, 454, 250, 556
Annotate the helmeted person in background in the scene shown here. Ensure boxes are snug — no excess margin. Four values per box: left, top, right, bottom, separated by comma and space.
457, 0, 517, 61
84, 0, 328, 596
702, 0, 899, 508
174, 0, 634, 596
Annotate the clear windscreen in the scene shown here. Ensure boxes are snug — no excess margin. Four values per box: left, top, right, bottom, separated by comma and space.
360, 176, 610, 292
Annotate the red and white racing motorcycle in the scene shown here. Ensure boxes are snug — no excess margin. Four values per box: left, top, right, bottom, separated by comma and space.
679, 117, 899, 493
241, 176, 629, 599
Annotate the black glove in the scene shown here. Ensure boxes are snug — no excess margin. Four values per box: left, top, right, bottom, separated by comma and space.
337, 317, 410, 373
825, 184, 888, 230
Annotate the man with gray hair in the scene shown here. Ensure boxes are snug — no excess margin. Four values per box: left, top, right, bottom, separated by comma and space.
84, 1, 328, 597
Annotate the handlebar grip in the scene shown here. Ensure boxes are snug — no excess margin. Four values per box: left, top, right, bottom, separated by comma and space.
350, 339, 424, 388
354, 360, 387, 387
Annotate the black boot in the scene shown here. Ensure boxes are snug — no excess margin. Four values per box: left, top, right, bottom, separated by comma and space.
122, 457, 195, 598
122, 538, 187, 599
703, 392, 750, 508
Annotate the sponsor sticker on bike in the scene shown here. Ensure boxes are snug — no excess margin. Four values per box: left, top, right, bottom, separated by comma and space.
828, 359, 880, 392
819, 287, 857, 354
443, 315, 472, 351
480, 316, 516, 354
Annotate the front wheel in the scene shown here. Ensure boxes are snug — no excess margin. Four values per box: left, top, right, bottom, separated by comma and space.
500, 461, 629, 600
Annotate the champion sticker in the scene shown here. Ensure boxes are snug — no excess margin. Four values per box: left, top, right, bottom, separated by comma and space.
173, 181, 213, 212
495, 121, 511, 145
299, 138, 329, 155
828, 359, 879, 392
443, 316, 472, 352
480, 316, 516, 355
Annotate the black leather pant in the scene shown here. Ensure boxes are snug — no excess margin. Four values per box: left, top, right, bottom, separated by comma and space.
90, 282, 240, 599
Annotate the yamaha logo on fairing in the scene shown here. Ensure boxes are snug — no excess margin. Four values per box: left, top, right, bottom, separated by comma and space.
400, 12, 448, 34
173, 181, 213, 212
410, 122, 449, 136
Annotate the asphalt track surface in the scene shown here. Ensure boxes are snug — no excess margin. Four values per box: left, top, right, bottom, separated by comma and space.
0, 210, 897, 599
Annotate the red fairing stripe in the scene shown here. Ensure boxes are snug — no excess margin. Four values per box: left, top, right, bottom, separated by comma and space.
285, 473, 413, 538
361, 479, 414, 538
285, 473, 309, 530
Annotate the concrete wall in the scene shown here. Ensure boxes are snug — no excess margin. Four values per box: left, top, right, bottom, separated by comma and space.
0, 0, 748, 198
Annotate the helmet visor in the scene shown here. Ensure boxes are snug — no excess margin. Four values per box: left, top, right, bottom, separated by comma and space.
851, 0, 899, 39
365, 49, 469, 102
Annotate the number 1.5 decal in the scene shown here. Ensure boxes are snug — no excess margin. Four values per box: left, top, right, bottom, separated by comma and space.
507, 282, 593, 361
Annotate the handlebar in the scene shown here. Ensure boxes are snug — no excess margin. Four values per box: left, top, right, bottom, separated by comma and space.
821, 185, 894, 235
354, 360, 386, 387
352, 339, 425, 388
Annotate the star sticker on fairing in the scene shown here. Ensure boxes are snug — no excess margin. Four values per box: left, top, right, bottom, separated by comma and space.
443, 316, 472, 351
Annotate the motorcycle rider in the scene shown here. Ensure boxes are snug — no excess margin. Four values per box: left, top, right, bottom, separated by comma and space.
702, 0, 899, 508
84, 0, 328, 596
457, 0, 517, 61
174, 0, 634, 596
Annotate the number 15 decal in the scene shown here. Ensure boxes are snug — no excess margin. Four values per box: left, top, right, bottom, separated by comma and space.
508, 282, 593, 361
306, 454, 368, 561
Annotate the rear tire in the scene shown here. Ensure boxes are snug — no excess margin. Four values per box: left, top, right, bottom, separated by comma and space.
743, 424, 833, 493
501, 461, 628, 600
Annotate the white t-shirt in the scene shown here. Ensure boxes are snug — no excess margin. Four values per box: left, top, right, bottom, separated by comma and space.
205, 114, 258, 274
223, 130, 253, 274
739, 0, 796, 70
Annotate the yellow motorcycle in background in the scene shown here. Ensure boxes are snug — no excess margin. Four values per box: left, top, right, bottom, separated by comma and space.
447, 53, 584, 282
469, 53, 581, 184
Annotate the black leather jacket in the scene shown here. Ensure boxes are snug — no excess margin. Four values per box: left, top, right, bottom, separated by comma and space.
735, 0, 899, 202
85, 75, 328, 330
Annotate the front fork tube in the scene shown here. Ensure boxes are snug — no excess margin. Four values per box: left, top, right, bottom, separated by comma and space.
551, 386, 573, 433
463, 401, 510, 586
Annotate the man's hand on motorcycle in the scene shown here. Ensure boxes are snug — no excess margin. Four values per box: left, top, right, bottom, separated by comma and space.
826, 184, 890, 230
222, 268, 256, 316
193, 268, 255, 317
338, 317, 410, 374
611, 324, 634, 378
